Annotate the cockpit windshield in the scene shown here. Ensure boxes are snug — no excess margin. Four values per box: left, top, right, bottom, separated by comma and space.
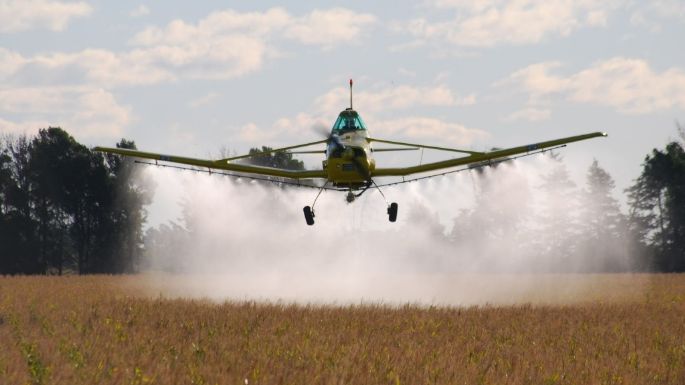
331, 109, 367, 134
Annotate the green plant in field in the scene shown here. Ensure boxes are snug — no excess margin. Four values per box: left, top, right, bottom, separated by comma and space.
39, 317, 54, 337
192, 342, 205, 362
543, 373, 561, 385
64, 342, 85, 369
131, 367, 155, 385
167, 345, 179, 362
114, 320, 127, 341
21, 341, 49, 385
0, 355, 6, 377
4, 275, 685, 385
188, 365, 206, 385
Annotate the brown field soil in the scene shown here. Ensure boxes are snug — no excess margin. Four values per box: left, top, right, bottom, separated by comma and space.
1, 274, 685, 384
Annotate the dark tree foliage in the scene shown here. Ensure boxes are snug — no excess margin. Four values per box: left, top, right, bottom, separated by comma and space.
96, 139, 154, 273
628, 141, 685, 271
29, 128, 108, 273
247, 146, 305, 170
0, 128, 152, 275
0, 135, 41, 274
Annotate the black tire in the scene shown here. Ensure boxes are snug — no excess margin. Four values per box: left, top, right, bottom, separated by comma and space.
387, 202, 398, 222
303, 206, 315, 225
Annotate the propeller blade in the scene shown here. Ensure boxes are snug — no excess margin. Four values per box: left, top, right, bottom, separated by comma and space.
312, 123, 345, 150
312, 123, 330, 139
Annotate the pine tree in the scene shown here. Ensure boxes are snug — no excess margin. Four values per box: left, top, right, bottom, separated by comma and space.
628, 142, 685, 271
536, 156, 579, 269
450, 163, 534, 270
577, 160, 631, 271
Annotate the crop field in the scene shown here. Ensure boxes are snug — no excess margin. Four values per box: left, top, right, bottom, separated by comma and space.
1, 274, 685, 384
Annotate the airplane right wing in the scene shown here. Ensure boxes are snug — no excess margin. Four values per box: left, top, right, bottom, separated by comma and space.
370, 132, 607, 177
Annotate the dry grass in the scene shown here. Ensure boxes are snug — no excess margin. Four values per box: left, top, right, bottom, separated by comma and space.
1, 274, 685, 384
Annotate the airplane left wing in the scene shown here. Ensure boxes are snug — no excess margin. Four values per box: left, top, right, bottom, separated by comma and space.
370, 131, 607, 177
93, 146, 328, 179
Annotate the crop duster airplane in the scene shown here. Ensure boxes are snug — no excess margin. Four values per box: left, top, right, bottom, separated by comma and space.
94, 80, 606, 225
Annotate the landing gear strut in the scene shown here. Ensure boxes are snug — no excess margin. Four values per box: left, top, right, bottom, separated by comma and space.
303, 181, 399, 224
368, 179, 398, 223
303, 181, 328, 226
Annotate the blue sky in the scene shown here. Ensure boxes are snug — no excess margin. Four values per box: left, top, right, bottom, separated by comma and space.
2, 0, 685, 203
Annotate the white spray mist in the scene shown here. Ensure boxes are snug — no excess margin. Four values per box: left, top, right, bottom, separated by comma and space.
141, 155, 643, 306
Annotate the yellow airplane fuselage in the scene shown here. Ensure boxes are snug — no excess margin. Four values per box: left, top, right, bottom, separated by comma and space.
323, 129, 376, 188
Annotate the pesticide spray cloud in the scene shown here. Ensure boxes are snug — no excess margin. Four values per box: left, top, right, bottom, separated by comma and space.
140, 155, 643, 306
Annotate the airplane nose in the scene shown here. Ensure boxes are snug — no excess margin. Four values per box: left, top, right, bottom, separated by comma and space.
342, 148, 355, 160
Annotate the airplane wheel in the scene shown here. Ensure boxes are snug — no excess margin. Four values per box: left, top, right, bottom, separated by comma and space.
303, 206, 315, 226
387, 202, 398, 222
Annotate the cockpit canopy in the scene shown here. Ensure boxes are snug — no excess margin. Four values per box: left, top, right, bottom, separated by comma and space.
331, 108, 367, 135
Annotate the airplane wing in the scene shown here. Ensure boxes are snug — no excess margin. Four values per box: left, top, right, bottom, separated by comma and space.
369, 132, 607, 177
93, 141, 328, 180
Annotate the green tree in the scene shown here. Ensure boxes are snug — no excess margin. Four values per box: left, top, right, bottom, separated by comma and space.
143, 221, 190, 272
0, 138, 22, 273
628, 141, 685, 271
247, 146, 305, 170
577, 160, 632, 271
536, 158, 579, 266
29, 128, 106, 274
1, 135, 44, 273
450, 164, 534, 270
98, 139, 154, 273
1, 130, 153, 275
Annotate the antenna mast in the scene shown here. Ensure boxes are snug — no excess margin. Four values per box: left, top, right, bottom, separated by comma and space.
349, 79, 353, 109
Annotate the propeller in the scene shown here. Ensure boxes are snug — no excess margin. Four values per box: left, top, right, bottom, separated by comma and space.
312, 123, 345, 151
311, 121, 369, 181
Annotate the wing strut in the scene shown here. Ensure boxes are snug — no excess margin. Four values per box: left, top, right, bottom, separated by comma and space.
367, 137, 483, 155
218, 140, 327, 162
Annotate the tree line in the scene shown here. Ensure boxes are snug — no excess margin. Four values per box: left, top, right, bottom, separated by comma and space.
1, 127, 684, 274
448, 130, 684, 272
0, 128, 151, 274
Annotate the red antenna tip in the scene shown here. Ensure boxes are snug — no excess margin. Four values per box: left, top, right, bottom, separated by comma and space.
349, 79, 353, 86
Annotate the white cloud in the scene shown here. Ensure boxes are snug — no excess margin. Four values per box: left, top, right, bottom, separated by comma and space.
236, 82, 485, 148
284, 8, 376, 48
235, 83, 484, 148
403, 0, 617, 47
629, 0, 685, 32
0, 47, 26, 77
0, 48, 170, 87
0, 117, 50, 136
0, 0, 92, 33
129, 4, 150, 18
0, 86, 130, 139
315, 84, 476, 116
371, 117, 489, 146
500, 61, 569, 94
189, 92, 220, 109
239, 113, 487, 149
0, 7, 376, 87
240, 113, 328, 143
131, 7, 374, 49
397, 68, 416, 77
506, 107, 551, 122
131, 8, 292, 46
503, 58, 685, 114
